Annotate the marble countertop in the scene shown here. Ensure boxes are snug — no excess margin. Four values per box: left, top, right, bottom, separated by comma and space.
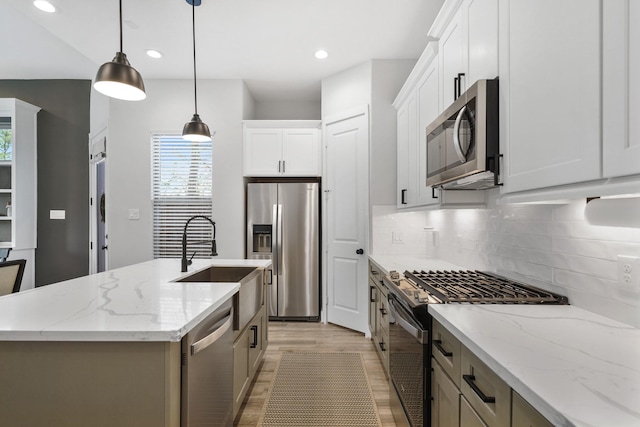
368, 254, 466, 276
429, 305, 640, 427
0, 258, 271, 342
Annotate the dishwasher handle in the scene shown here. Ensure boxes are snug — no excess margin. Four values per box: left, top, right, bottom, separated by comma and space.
191, 309, 233, 356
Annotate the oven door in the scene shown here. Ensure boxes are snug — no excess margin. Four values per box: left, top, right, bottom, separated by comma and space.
387, 293, 430, 427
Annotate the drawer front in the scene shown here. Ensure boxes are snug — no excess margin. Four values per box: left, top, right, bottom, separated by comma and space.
512, 391, 554, 427
432, 320, 462, 387
460, 347, 510, 427
460, 395, 489, 427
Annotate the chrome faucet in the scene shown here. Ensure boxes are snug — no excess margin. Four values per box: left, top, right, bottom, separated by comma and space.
181, 215, 218, 272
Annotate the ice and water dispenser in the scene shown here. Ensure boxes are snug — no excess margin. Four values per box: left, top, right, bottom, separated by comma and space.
251, 224, 272, 254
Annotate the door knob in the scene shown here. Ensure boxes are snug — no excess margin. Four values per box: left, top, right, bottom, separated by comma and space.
356, 248, 364, 255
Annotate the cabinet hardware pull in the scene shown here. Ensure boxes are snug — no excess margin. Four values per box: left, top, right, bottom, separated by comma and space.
457, 72, 465, 99
379, 307, 387, 316
463, 374, 496, 403
454, 76, 459, 100
401, 189, 407, 204
278, 160, 281, 172
431, 187, 439, 199
433, 340, 453, 357
487, 154, 504, 186
250, 325, 258, 348
371, 270, 379, 275
282, 160, 285, 173
370, 286, 376, 303
379, 341, 386, 352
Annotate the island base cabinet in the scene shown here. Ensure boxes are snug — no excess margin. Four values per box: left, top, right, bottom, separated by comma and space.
233, 305, 267, 418
0, 341, 181, 427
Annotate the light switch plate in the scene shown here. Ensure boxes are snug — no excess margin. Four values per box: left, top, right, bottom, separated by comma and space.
392, 231, 404, 243
50, 210, 65, 220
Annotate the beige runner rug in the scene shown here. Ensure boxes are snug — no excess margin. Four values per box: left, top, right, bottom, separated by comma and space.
257, 352, 382, 427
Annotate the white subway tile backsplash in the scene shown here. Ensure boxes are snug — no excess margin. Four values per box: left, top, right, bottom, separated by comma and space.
371, 200, 640, 327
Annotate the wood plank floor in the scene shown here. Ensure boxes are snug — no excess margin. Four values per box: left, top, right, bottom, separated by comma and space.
234, 321, 398, 427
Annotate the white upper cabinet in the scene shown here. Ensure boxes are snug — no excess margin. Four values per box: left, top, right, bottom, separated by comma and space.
464, 0, 499, 85
603, 0, 640, 178
243, 121, 321, 177
394, 44, 485, 209
432, 0, 498, 110
499, 0, 601, 193
396, 95, 414, 207
439, 5, 466, 109
416, 58, 442, 206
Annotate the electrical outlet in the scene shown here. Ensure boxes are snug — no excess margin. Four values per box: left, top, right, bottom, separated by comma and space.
617, 255, 640, 291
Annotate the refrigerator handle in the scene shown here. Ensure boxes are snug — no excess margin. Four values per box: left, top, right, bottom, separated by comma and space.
272, 203, 279, 276
277, 203, 283, 274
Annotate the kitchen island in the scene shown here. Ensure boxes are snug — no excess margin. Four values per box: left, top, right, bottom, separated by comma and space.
0, 258, 271, 427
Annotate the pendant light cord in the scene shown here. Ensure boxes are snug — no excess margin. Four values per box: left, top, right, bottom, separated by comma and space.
119, 0, 123, 53
192, 1, 198, 115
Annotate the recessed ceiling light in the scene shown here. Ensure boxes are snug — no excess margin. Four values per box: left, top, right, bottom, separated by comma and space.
33, 1, 56, 13
315, 50, 328, 60
145, 49, 163, 59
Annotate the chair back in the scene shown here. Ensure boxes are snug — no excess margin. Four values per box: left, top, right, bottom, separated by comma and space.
0, 259, 26, 296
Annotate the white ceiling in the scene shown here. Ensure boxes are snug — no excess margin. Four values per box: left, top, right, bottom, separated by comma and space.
2, 0, 444, 102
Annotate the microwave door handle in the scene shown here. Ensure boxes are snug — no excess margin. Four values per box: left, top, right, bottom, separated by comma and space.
453, 105, 468, 163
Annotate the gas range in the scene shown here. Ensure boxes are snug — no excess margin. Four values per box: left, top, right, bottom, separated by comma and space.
387, 269, 568, 306
384, 269, 568, 427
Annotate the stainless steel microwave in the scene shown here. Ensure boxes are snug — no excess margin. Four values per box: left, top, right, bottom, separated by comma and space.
425, 79, 500, 190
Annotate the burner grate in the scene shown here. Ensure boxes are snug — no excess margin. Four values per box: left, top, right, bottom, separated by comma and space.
403, 270, 568, 304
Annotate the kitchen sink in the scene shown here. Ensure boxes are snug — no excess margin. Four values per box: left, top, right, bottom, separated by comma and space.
175, 266, 265, 335
176, 266, 258, 283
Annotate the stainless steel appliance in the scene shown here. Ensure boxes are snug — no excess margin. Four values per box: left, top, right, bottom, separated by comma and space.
425, 79, 500, 190
246, 182, 320, 320
384, 270, 568, 427
181, 299, 234, 427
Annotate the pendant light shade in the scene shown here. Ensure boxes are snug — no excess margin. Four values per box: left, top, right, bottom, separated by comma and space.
182, 0, 213, 142
183, 113, 213, 142
94, 0, 146, 101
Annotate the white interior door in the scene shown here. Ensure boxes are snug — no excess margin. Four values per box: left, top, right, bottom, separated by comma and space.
324, 106, 369, 334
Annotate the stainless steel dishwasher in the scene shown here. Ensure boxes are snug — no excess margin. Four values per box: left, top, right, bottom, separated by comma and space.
181, 298, 234, 427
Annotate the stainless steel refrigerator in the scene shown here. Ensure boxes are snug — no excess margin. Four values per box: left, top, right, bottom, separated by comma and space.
246, 182, 320, 320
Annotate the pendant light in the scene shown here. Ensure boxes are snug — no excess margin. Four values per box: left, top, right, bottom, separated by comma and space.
94, 0, 146, 101
182, 0, 214, 142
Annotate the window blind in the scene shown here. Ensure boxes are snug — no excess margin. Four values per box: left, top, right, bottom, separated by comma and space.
151, 133, 213, 259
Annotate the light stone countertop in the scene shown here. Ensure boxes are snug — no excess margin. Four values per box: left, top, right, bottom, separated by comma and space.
429, 305, 640, 427
0, 258, 271, 342
369, 254, 640, 427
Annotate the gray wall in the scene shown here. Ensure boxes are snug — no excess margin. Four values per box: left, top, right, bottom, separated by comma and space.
0, 80, 91, 286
